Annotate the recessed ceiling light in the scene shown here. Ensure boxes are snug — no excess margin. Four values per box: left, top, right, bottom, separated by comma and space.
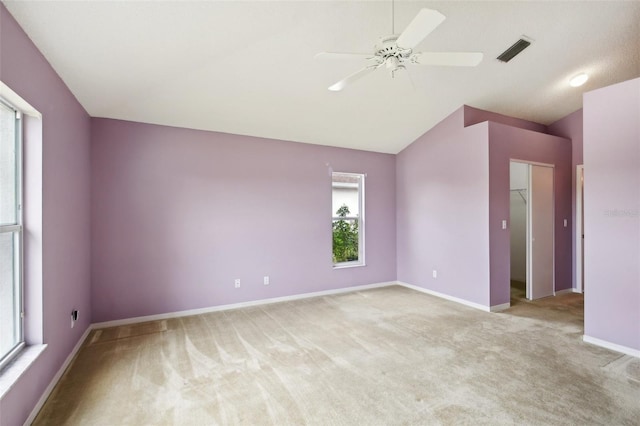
569, 73, 589, 87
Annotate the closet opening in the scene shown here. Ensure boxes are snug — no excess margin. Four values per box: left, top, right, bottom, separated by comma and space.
510, 161, 528, 303
509, 160, 555, 303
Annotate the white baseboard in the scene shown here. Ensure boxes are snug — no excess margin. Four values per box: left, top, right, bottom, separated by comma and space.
555, 288, 579, 295
396, 281, 491, 312
92, 281, 397, 329
0, 345, 47, 400
24, 325, 93, 426
583, 335, 640, 358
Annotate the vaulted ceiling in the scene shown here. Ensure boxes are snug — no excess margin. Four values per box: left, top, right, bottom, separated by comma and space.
3, 1, 639, 153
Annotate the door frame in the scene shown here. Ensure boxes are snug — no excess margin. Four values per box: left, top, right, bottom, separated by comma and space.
575, 165, 584, 293
511, 159, 555, 300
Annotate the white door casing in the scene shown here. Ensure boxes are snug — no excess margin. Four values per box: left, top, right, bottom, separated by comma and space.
527, 164, 555, 300
576, 165, 584, 293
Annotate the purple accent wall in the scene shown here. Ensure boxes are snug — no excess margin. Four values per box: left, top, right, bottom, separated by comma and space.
0, 4, 91, 426
488, 123, 572, 306
583, 78, 640, 351
548, 108, 584, 168
396, 107, 491, 306
548, 109, 584, 290
90, 119, 396, 322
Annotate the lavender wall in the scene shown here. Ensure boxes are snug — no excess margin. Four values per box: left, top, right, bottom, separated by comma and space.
1, 2, 631, 422
397, 106, 572, 309
91, 119, 396, 322
0, 4, 91, 426
396, 107, 491, 306
548, 109, 584, 171
488, 123, 572, 306
583, 78, 640, 351
464, 105, 548, 133
548, 109, 583, 290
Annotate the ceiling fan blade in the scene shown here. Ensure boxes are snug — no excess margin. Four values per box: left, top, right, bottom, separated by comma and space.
328, 65, 378, 91
396, 8, 446, 50
411, 52, 483, 67
315, 52, 373, 61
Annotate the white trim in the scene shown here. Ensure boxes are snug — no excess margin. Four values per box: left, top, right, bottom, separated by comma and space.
511, 158, 557, 168
332, 261, 365, 269
525, 162, 556, 300
93, 281, 396, 329
24, 327, 93, 426
359, 175, 365, 265
0, 97, 26, 372
396, 281, 491, 312
575, 165, 584, 293
0, 344, 45, 399
332, 182, 358, 189
0, 224, 22, 233
583, 335, 640, 358
554, 288, 580, 295
525, 163, 532, 299
490, 302, 510, 312
0, 82, 41, 118
331, 171, 365, 267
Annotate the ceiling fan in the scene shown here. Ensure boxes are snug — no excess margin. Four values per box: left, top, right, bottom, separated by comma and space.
316, 7, 483, 91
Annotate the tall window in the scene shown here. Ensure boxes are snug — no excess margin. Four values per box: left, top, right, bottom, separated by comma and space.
332, 172, 364, 267
0, 99, 23, 369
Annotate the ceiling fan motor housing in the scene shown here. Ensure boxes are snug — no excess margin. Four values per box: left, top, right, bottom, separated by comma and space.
375, 35, 412, 61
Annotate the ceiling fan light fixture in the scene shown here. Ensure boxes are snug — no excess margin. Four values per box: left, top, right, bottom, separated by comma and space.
569, 73, 589, 87
385, 56, 400, 69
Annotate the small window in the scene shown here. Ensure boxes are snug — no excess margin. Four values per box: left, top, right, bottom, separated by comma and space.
332, 172, 364, 267
0, 99, 23, 370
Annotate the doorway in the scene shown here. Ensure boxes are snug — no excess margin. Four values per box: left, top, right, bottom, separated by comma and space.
509, 162, 528, 300
510, 161, 555, 300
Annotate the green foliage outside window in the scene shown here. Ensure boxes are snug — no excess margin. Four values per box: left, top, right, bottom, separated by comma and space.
332, 204, 359, 263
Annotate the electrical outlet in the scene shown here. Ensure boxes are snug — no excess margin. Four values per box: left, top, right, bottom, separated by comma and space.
263, 276, 270, 285
432, 270, 437, 279
234, 279, 241, 288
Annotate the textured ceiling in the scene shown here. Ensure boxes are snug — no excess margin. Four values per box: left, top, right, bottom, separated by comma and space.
3, 1, 639, 153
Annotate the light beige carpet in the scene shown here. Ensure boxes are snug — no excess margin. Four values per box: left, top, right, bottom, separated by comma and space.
33, 286, 640, 425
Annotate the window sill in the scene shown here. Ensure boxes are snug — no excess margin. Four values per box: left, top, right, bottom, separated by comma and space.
333, 262, 366, 269
0, 344, 47, 399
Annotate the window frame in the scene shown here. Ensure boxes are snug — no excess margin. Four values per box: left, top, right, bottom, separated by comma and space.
331, 172, 365, 268
0, 98, 25, 371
